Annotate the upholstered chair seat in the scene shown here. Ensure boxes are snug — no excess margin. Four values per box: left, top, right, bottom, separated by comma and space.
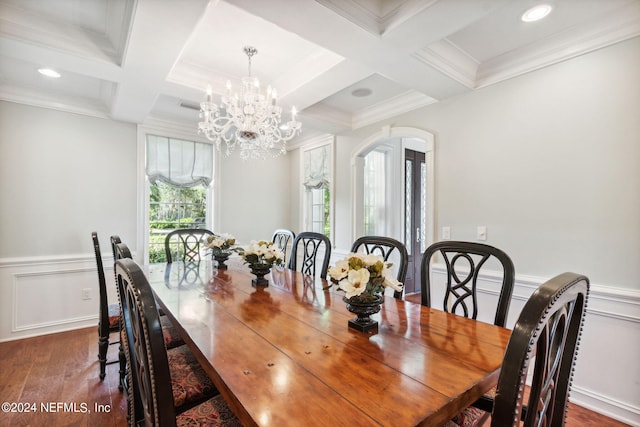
161, 316, 184, 349
168, 345, 218, 410
176, 394, 242, 427
107, 302, 120, 329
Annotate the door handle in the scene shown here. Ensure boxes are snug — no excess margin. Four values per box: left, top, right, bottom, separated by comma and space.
416, 227, 420, 242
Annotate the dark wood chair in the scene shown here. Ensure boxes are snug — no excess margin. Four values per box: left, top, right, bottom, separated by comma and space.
164, 228, 215, 263
112, 239, 184, 392
272, 229, 296, 265
92, 232, 120, 383
115, 258, 241, 426
288, 231, 331, 279
447, 272, 589, 427
350, 235, 409, 299
420, 240, 515, 327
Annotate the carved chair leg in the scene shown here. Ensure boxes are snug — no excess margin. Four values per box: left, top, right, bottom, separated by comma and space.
118, 342, 126, 392
98, 331, 109, 381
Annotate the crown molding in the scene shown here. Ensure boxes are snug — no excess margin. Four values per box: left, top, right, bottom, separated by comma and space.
476, 4, 640, 88
0, 84, 110, 120
352, 90, 437, 129
414, 39, 479, 89
315, 0, 438, 36
416, 2, 640, 90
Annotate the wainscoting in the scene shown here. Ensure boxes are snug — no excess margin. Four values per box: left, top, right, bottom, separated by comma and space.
1, 252, 638, 425
0, 253, 120, 342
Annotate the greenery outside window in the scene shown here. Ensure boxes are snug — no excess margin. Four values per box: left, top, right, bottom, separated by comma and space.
148, 183, 207, 262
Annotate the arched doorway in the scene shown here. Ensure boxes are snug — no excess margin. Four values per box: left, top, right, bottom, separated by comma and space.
351, 126, 434, 295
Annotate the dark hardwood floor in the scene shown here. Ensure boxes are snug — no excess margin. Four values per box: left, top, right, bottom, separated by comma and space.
0, 327, 630, 426
0, 327, 127, 426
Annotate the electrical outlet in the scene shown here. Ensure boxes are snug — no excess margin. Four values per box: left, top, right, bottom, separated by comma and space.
477, 226, 487, 241
82, 288, 91, 300
442, 226, 451, 240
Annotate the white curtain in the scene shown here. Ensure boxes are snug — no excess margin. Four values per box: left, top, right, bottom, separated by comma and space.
146, 135, 213, 188
303, 144, 330, 189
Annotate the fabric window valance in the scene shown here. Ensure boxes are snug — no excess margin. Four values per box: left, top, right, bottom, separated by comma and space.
146, 135, 213, 188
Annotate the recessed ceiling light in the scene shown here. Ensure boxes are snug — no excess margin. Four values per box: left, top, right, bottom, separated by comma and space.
38, 68, 61, 78
351, 88, 372, 98
521, 4, 552, 22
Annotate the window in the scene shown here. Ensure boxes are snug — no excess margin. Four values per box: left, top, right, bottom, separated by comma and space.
363, 148, 389, 235
148, 183, 207, 262
143, 134, 214, 263
301, 139, 333, 240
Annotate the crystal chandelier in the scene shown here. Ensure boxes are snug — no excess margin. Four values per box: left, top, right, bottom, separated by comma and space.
198, 46, 302, 160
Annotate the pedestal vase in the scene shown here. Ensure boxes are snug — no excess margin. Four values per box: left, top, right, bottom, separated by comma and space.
343, 294, 383, 333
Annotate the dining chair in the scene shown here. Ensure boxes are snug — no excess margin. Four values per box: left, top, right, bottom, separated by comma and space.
164, 228, 215, 263
272, 228, 296, 265
112, 240, 185, 395
350, 235, 409, 299
420, 240, 515, 327
446, 272, 589, 427
115, 257, 241, 426
92, 232, 120, 383
288, 231, 332, 279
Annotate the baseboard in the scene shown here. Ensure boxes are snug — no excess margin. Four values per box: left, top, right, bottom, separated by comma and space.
571, 385, 640, 426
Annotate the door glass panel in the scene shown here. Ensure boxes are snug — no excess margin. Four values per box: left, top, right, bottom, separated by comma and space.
405, 159, 412, 255
420, 161, 427, 253
363, 150, 387, 235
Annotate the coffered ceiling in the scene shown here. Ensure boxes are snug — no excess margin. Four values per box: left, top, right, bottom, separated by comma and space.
1, 0, 638, 141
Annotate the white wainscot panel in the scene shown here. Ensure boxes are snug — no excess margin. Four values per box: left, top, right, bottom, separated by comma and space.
13, 268, 98, 331
0, 253, 119, 341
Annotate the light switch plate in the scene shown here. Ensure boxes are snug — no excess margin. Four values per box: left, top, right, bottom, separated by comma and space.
442, 226, 451, 240
477, 226, 487, 241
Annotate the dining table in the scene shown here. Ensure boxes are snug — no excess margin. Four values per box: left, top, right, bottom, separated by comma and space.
144, 259, 511, 427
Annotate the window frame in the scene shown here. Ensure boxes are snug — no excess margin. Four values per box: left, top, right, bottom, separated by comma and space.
137, 122, 217, 264
299, 136, 335, 243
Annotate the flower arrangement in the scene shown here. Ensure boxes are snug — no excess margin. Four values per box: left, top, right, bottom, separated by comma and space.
239, 240, 284, 268
327, 253, 403, 301
206, 233, 237, 255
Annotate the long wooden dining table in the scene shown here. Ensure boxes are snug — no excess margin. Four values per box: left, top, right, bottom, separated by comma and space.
144, 259, 510, 427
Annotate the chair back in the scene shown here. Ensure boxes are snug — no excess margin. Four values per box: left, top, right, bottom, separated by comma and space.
420, 241, 515, 326
114, 242, 132, 260
350, 236, 409, 298
491, 272, 589, 427
92, 232, 111, 340
288, 232, 331, 279
164, 228, 214, 263
272, 229, 296, 264
116, 258, 178, 426
110, 235, 122, 261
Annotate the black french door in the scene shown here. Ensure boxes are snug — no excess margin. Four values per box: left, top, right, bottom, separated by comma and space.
404, 149, 426, 295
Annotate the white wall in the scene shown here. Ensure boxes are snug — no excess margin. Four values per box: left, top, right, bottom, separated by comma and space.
217, 151, 293, 244
0, 101, 137, 340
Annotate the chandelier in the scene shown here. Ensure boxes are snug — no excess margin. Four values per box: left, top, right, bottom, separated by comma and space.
198, 46, 302, 160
